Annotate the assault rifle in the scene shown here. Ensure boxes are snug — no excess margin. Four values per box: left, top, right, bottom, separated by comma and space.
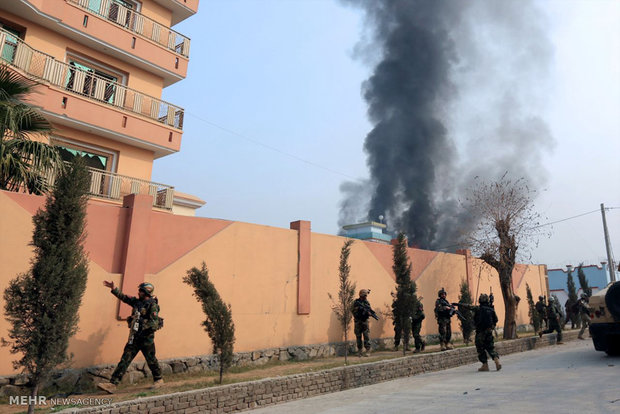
127, 308, 140, 345
489, 289, 498, 338
359, 301, 379, 321
448, 303, 466, 321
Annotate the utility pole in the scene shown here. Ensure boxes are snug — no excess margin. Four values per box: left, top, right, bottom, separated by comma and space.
601, 203, 616, 283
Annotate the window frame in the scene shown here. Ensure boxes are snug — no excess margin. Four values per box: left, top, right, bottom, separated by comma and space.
51, 136, 118, 174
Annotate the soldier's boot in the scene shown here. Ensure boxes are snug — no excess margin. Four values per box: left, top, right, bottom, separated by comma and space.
393, 345, 399, 352
421, 341, 426, 351
493, 357, 502, 371
578, 335, 584, 340
538, 331, 543, 338
440, 342, 446, 351
151, 379, 164, 390
363, 349, 371, 357
357, 350, 363, 358
413, 348, 421, 354
97, 382, 117, 394
478, 363, 489, 372
445, 343, 454, 350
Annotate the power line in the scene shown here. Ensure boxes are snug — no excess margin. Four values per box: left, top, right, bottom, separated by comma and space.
531, 209, 600, 229
185, 111, 359, 180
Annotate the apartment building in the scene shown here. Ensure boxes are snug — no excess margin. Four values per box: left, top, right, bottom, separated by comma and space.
0, 0, 204, 214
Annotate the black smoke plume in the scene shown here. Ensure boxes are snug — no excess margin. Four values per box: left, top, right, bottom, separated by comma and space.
340, 0, 553, 250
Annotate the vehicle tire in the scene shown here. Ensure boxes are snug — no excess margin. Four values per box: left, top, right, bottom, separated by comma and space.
605, 336, 620, 356
605, 282, 620, 321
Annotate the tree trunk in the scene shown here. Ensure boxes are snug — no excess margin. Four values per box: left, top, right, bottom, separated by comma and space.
219, 355, 223, 384
28, 382, 39, 414
344, 329, 349, 365
402, 315, 410, 356
499, 267, 517, 339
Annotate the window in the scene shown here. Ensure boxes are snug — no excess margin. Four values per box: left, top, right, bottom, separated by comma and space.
52, 137, 116, 171
52, 138, 117, 195
0, 25, 22, 64
55, 145, 111, 171
87, 0, 141, 29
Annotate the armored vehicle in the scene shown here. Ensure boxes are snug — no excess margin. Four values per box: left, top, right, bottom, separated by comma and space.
589, 281, 620, 355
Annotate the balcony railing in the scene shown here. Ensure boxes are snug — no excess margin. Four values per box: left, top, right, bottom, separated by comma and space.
44, 166, 175, 210
67, 0, 191, 57
0, 28, 184, 129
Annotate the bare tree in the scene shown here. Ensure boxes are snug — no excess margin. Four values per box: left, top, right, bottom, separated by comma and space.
328, 239, 356, 364
463, 174, 545, 339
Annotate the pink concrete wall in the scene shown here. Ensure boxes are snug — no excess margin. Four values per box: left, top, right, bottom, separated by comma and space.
0, 191, 548, 375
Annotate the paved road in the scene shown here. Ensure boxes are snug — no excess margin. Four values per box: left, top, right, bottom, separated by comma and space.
249, 340, 619, 414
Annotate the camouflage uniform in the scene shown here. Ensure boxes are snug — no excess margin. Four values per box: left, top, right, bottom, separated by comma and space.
352, 298, 372, 353
411, 303, 426, 351
542, 299, 563, 342
392, 300, 405, 348
462, 303, 499, 363
577, 297, 591, 339
435, 296, 453, 347
110, 287, 162, 384
457, 295, 500, 371
535, 298, 547, 330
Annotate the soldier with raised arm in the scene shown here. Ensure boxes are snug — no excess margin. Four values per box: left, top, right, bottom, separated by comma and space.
97, 281, 164, 394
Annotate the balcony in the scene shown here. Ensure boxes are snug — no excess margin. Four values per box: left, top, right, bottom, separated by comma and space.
67, 0, 190, 58
45, 166, 175, 210
153, 0, 199, 25
0, 28, 184, 130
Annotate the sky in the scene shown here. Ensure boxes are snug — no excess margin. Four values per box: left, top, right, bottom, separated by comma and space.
152, 0, 620, 271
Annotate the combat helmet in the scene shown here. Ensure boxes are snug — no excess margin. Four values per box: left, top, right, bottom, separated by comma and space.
138, 282, 154, 296
538, 295, 544, 301
359, 289, 369, 297
479, 293, 490, 304
438, 288, 446, 297
548, 296, 555, 303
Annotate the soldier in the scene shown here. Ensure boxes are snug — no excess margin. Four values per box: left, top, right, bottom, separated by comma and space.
435, 288, 454, 351
539, 296, 563, 344
535, 295, 547, 332
411, 301, 426, 353
391, 292, 404, 351
564, 298, 579, 329
352, 289, 376, 357
454, 294, 501, 371
97, 281, 164, 394
577, 294, 592, 340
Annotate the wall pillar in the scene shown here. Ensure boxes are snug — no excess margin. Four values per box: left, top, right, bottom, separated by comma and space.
117, 194, 152, 319
456, 249, 473, 290
290, 220, 311, 315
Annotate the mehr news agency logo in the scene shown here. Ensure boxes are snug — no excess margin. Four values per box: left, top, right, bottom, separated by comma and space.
9, 395, 113, 407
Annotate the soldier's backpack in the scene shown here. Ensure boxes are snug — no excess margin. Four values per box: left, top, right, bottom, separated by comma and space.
148, 297, 164, 331
477, 305, 495, 330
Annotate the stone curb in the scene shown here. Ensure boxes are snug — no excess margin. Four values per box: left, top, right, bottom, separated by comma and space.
67, 330, 578, 414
